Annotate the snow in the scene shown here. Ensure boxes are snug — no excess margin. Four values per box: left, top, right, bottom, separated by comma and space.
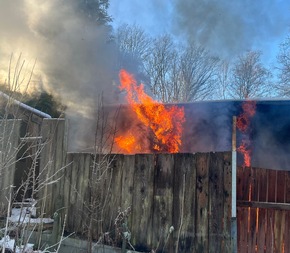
8, 208, 54, 224
0, 199, 54, 252
0, 235, 37, 253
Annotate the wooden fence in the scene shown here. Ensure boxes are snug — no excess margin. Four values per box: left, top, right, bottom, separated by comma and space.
6, 118, 290, 252
43, 152, 232, 253
0, 119, 21, 214
237, 167, 290, 253
4, 118, 229, 252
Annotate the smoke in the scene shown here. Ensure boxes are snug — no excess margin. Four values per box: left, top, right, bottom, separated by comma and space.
0, 0, 120, 151
172, 0, 290, 58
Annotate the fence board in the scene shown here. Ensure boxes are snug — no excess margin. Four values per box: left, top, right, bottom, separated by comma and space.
256, 208, 266, 253
222, 153, 232, 252
267, 170, 277, 202
0, 119, 21, 214
274, 210, 284, 253
284, 212, 290, 252
131, 154, 155, 250
237, 207, 248, 253
258, 168, 267, 202
276, 171, 286, 203
208, 153, 224, 253
286, 172, 290, 203
195, 153, 209, 253
152, 154, 174, 252
265, 209, 274, 253
36, 149, 232, 252
177, 153, 196, 253
248, 208, 257, 253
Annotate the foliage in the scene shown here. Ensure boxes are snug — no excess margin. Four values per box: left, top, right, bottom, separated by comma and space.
24, 92, 65, 118
76, 0, 112, 25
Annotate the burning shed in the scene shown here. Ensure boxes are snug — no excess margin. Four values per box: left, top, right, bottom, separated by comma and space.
100, 70, 290, 171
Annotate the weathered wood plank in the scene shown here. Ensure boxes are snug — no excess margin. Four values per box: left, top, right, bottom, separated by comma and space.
170, 153, 195, 253
265, 209, 274, 253
276, 171, 286, 203
195, 153, 209, 253
0, 119, 21, 212
208, 152, 224, 253
237, 207, 248, 253
274, 210, 284, 253
222, 152, 232, 253
256, 208, 266, 253
285, 171, 290, 203
252, 167, 259, 202
247, 207, 257, 253
120, 155, 135, 243
131, 154, 154, 250
267, 170, 276, 202
152, 154, 174, 253
258, 168, 267, 202
284, 211, 290, 252
237, 201, 290, 210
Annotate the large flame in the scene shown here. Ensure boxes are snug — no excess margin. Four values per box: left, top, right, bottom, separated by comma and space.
115, 69, 185, 153
237, 100, 256, 167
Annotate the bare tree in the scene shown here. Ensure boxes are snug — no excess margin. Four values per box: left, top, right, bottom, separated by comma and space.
276, 36, 290, 97
178, 44, 220, 102
216, 60, 231, 99
143, 34, 178, 102
229, 51, 272, 99
115, 24, 152, 75
0, 56, 69, 252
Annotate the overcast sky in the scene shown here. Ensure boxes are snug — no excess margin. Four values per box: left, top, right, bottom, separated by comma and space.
108, 0, 290, 63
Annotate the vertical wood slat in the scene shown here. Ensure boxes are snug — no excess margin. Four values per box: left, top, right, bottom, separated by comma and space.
256, 208, 266, 253
237, 207, 248, 253
152, 154, 174, 252
284, 212, 290, 252
222, 152, 232, 253
277, 171, 286, 203
265, 209, 275, 253
195, 153, 210, 253
248, 208, 257, 253
0, 119, 21, 212
172, 154, 185, 252
258, 168, 267, 202
39, 119, 67, 216
175, 153, 196, 253
36, 150, 232, 252
208, 153, 224, 253
274, 210, 284, 253
267, 170, 276, 202
131, 154, 154, 249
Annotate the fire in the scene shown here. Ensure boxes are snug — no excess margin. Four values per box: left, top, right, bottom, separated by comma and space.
115, 69, 185, 153
237, 140, 251, 167
115, 134, 140, 154
237, 101, 256, 132
237, 100, 256, 167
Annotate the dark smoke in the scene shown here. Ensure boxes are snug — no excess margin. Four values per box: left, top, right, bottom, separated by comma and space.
172, 0, 290, 58
0, 0, 120, 151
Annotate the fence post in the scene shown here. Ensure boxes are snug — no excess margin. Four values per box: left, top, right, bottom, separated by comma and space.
231, 116, 237, 253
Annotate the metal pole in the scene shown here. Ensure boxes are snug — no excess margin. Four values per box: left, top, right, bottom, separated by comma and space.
231, 116, 237, 253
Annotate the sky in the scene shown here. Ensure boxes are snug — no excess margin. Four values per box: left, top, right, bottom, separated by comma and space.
108, 0, 290, 64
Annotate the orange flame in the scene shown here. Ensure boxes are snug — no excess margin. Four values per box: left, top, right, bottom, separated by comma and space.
237, 100, 256, 167
115, 69, 185, 153
237, 140, 251, 167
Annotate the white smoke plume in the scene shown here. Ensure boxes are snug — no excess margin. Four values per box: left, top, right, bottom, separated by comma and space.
0, 0, 120, 151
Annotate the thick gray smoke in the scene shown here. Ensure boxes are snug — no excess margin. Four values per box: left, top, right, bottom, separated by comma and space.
0, 0, 120, 151
172, 0, 290, 58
